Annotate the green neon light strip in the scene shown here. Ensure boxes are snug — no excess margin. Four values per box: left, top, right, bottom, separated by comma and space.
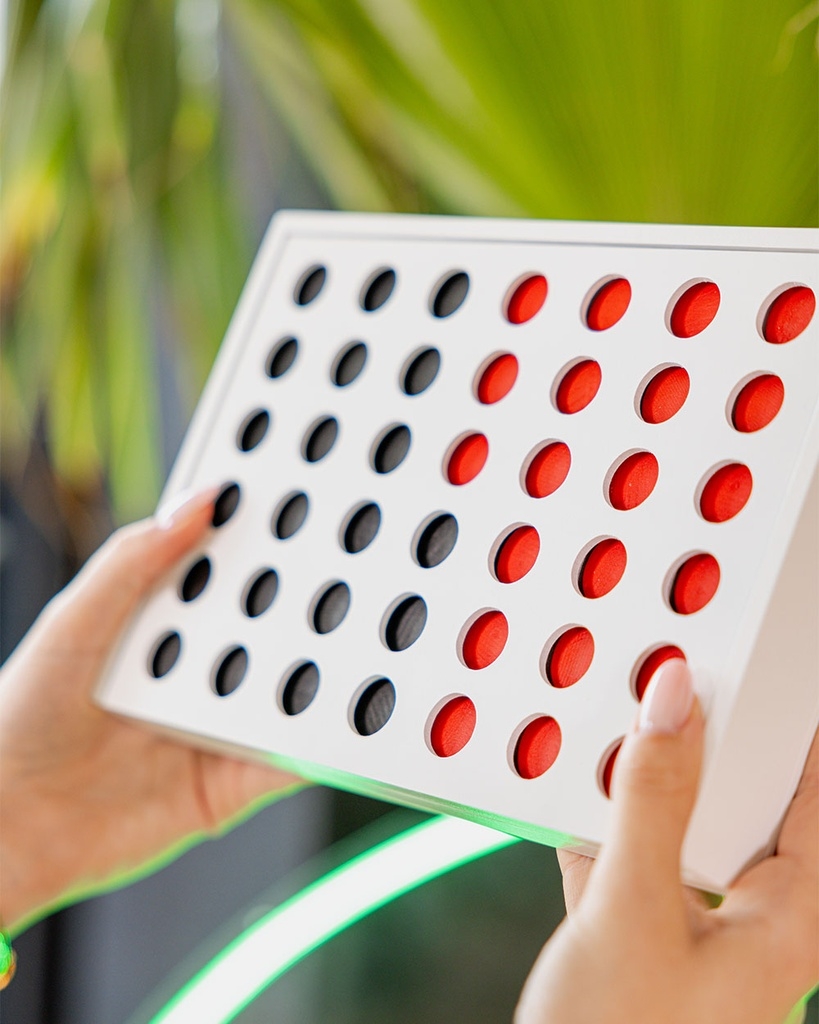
151, 816, 520, 1024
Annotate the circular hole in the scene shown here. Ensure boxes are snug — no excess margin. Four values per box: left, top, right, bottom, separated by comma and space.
400, 347, 441, 396
760, 284, 815, 344
179, 556, 211, 602
279, 661, 320, 716
492, 524, 540, 584
584, 276, 632, 331
382, 594, 428, 652
575, 537, 627, 599
512, 716, 562, 779
522, 440, 571, 498
266, 337, 299, 379
598, 738, 624, 798
371, 424, 411, 474
242, 568, 279, 618
148, 631, 182, 679
431, 271, 469, 318
360, 268, 396, 312
272, 491, 309, 540
638, 365, 690, 424
504, 273, 548, 324
413, 512, 459, 568
302, 416, 339, 464
475, 352, 519, 405
667, 280, 720, 337
341, 501, 381, 554
730, 373, 784, 433
294, 265, 327, 306
212, 645, 248, 697
543, 625, 594, 688
606, 450, 659, 511
698, 462, 753, 523
237, 409, 270, 452
331, 342, 368, 387
667, 552, 720, 615
352, 678, 396, 736
310, 580, 351, 635
632, 644, 686, 702
459, 609, 509, 670
554, 359, 602, 414
428, 696, 476, 757
445, 432, 489, 485
212, 482, 241, 527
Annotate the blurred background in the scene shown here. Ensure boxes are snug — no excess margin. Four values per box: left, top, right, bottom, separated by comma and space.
1, 1, 817, 1020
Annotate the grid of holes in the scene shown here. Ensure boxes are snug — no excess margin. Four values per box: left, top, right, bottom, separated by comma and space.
148, 261, 815, 785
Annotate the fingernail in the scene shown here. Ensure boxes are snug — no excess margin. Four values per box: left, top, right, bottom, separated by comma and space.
156, 487, 219, 530
638, 659, 694, 734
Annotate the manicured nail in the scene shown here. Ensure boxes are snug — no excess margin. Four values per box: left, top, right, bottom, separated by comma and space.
156, 487, 219, 530
638, 658, 694, 734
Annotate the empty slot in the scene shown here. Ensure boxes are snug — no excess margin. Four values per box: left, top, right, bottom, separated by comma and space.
242, 568, 279, 618
460, 610, 508, 670
429, 696, 476, 757
179, 557, 211, 602
638, 365, 690, 423
302, 416, 339, 463
341, 502, 381, 553
237, 409, 270, 452
310, 581, 351, 634
212, 646, 248, 696
698, 463, 752, 523
413, 512, 458, 568
505, 274, 547, 324
332, 342, 368, 387
607, 451, 659, 510
576, 538, 627, 598
730, 373, 784, 433
475, 352, 519, 405
383, 595, 427, 652
294, 265, 327, 306
584, 276, 631, 330
513, 716, 561, 779
431, 271, 469, 318
212, 482, 241, 527
353, 678, 395, 735
272, 491, 309, 540
361, 268, 396, 311
493, 525, 540, 584
554, 359, 601, 414
400, 347, 441, 396
544, 626, 594, 688
522, 441, 571, 498
265, 337, 298, 379
372, 424, 411, 474
598, 739, 623, 798
668, 552, 720, 614
668, 280, 720, 337
761, 285, 815, 343
280, 661, 319, 716
149, 631, 182, 678
633, 644, 686, 702
445, 432, 488, 485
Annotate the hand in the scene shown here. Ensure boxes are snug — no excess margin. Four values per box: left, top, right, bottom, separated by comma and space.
0, 489, 301, 934
515, 659, 819, 1024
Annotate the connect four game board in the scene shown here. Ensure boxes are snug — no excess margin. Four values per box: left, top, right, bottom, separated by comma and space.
97, 212, 818, 892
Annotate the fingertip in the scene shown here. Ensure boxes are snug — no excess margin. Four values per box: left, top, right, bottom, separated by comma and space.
156, 486, 220, 532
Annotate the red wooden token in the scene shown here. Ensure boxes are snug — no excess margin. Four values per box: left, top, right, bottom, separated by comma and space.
578, 539, 627, 598
525, 441, 571, 498
506, 274, 548, 324
762, 286, 815, 344
586, 277, 632, 330
731, 374, 784, 433
608, 451, 659, 510
699, 463, 752, 523
495, 525, 540, 583
669, 281, 720, 337
430, 696, 477, 757
640, 365, 690, 423
555, 360, 602, 414
670, 553, 720, 614
461, 610, 509, 669
600, 741, 622, 798
546, 626, 594, 688
477, 353, 519, 404
514, 717, 562, 779
446, 433, 489, 485
634, 645, 686, 701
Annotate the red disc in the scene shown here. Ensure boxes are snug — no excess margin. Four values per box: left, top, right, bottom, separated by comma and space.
546, 626, 594, 688
461, 610, 509, 669
446, 433, 489, 485
555, 360, 602, 414
762, 286, 815, 344
514, 717, 562, 779
578, 539, 627, 598
731, 374, 784, 433
506, 274, 548, 324
669, 281, 720, 337
640, 365, 690, 423
477, 353, 519, 404
699, 463, 753, 523
600, 741, 622, 798
494, 525, 540, 583
525, 441, 571, 498
670, 553, 720, 614
586, 277, 632, 330
634, 644, 686, 701
430, 696, 476, 757
608, 451, 659, 511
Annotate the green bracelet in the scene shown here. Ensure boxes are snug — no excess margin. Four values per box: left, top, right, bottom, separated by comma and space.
0, 930, 16, 990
